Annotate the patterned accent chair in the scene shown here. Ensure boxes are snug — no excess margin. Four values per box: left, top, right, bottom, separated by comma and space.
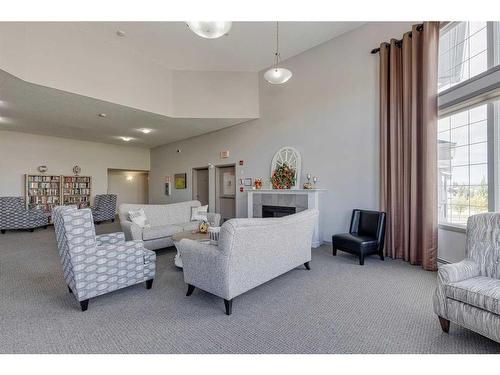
52, 206, 156, 311
0, 196, 49, 234
433, 213, 500, 343
91, 194, 117, 224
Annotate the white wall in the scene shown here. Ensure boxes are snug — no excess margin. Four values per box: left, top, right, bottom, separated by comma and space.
0, 23, 259, 119
438, 228, 466, 263
0, 131, 150, 200
149, 22, 415, 243
108, 170, 149, 211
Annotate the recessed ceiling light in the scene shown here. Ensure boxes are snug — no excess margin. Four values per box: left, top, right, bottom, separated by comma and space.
120, 136, 133, 142
139, 128, 152, 134
116, 30, 126, 37
98, 113, 107, 118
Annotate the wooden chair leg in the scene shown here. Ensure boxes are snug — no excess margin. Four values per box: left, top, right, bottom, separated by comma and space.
359, 254, 364, 265
438, 316, 450, 333
224, 299, 233, 315
186, 284, 195, 296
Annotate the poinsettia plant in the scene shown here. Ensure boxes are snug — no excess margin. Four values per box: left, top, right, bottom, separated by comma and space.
271, 162, 296, 189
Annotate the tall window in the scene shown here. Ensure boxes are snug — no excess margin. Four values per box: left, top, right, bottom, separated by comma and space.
438, 105, 488, 224
438, 22, 500, 226
438, 22, 488, 92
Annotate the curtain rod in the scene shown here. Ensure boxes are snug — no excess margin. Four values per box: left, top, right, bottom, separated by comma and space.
370, 24, 424, 54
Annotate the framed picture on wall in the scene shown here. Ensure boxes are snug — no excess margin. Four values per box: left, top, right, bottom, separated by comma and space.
174, 173, 187, 189
243, 178, 253, 187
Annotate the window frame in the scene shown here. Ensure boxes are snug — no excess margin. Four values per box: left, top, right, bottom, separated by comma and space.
438, 21, 500, 230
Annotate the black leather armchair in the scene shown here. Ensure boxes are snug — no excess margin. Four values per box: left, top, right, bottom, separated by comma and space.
332, 209, 386, 265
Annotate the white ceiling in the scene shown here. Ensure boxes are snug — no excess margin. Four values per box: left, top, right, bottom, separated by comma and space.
0, 70, 248, 148
77, 21, 365, 71
0, 22, 365, 148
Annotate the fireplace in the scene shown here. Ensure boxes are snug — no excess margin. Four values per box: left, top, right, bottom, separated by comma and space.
262, 205, 296, 218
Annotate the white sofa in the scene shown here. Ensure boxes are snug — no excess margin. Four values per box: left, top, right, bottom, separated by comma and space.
119, 200, 221, 251
178, 209, 319, 315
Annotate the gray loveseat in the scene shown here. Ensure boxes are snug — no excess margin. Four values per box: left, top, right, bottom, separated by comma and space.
178, 209, 319, 315
119, 200, 220, 251
433, 213, 500, 343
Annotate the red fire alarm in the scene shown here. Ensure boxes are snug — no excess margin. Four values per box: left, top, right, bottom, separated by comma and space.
239, 187, 244, 192
239, 160, 244, 166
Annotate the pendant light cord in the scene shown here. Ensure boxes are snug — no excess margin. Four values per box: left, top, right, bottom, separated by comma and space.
274, 21, 280, 69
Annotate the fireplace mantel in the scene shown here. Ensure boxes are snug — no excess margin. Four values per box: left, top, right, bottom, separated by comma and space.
246, 189, 327, 194
246, 189, 326, 248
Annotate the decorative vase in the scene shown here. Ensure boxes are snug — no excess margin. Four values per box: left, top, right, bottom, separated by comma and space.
254, 178, 263, 190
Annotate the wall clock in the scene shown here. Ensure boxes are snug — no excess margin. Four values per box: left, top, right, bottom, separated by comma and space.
73, 165, 82, 176
37, 165, 48, 174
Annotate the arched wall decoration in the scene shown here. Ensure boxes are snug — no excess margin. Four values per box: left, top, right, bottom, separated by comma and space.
271, 146, 301, 189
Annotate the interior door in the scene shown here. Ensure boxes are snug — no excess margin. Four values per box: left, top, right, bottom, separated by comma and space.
216, 165, 236, 222
195, 168, 209, 206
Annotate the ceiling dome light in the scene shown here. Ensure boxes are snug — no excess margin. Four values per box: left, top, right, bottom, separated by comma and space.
139, 128, 152, 134
264, 22, 293, 85
120, 136, 133, 142
186, 21, 232, 39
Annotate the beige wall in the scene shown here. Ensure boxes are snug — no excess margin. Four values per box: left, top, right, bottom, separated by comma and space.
107, 170, 149, 210
149, 22, 415, 243
0, 131, 150, 200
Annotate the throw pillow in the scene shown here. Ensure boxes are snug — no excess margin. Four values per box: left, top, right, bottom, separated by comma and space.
128, 208, 150, 228
191, 205, 208, 221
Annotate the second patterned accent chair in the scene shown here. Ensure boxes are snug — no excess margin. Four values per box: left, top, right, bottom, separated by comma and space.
433, 213, 500, 343
91, 194, 117, 223
52, 206, 156, 311
0, 196, 49, 234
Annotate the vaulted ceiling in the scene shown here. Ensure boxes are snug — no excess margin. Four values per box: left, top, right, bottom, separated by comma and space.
0, 22, 365, 148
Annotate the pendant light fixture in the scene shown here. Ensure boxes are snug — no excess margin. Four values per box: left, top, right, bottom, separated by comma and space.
186, 21, 232, 39
264, 22, 292, 84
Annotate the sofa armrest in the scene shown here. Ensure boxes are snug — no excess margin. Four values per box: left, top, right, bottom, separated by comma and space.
207, 212, 221, 227
178, 239, 221, 262
178, 239, 229, 297
120, 220, 143, 241
96, 232, 125, 246
437, 259, 480, 285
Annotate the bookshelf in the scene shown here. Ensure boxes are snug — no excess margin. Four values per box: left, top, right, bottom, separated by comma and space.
62, 176, 92, 208
25, 174, 62, 215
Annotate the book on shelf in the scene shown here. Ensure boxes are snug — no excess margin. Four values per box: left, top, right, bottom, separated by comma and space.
24, 174, 92, 214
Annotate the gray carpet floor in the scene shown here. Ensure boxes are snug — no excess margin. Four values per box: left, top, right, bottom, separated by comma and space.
0, 221, 499, 354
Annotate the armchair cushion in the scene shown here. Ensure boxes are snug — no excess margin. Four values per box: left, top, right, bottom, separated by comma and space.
332, 233, 378, 252
445, 276, 500, 315
142, 224, 182, 241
